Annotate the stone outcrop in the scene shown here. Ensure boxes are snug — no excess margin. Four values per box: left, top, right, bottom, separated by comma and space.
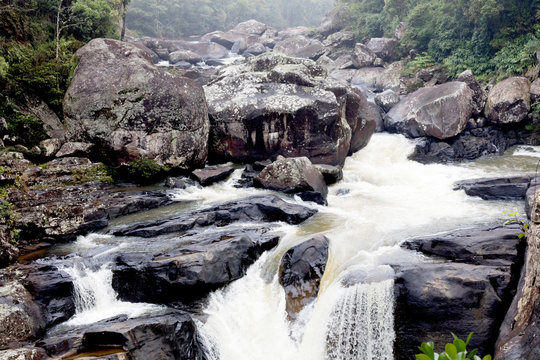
191, 165, 235, 186
113, 226, 280, 303
205, 53, 375, 166
495, 202, 540, 360
64, 38, 210, 170
366, 38, 398, 62
485, 77, 531, 124
279, 235, 329, 319
396, 224, 522, 360
454, 176, 531, 200
457, 70, 487, 116
385, 82, 474, 139
255, 157, 328, 205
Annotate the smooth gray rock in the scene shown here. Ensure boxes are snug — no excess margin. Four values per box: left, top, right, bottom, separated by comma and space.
530, 78, 540, 103
55, 142, 93, 158
233, 19, 268, 35
454, 176, 531, 200
366, 38, 398, 62
274, 35, 325, 60
375, 90, 400, 112
169, 49, 202, 64
385, 82, 474, 139
255, 156, 328, 205
64, 39, 210, 171
457, 70, 487, 116
485, 77, 531, 124
191, 166, 235, 186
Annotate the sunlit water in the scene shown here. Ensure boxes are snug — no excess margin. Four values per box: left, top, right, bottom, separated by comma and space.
39, 134, 537, 358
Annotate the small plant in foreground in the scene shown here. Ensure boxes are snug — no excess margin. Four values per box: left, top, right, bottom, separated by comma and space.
416, 333, 491, 360
503, 211, 529, 241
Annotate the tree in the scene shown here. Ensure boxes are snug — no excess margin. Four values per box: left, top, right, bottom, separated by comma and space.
120, 0, 129, 40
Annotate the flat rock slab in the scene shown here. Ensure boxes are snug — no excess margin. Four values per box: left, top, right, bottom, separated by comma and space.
191, 166, 235, 186
402, 224, 521, 266
454, 176, 531, 200
38, 312, 204, 359
110, 195, 317, 238
112, 226, 280, 303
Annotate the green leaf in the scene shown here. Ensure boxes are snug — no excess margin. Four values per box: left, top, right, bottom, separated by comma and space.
416, 355, 434, 360
482, 356, 492, 360
454, 338, 466, 353
465, 332, 474, 347
503, 220, 512, 226
468, 348, 478, 359
518, 233, 525, 239
420, 342, 436, 359
445, 344, 458, 360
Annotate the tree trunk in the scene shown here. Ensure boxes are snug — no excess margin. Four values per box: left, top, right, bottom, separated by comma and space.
55, 1, 61, 59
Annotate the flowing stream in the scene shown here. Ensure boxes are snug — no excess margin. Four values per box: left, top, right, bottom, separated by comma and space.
42, 134, 537, 358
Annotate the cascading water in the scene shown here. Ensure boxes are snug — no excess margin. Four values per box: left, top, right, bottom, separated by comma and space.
40, 133, 536, 358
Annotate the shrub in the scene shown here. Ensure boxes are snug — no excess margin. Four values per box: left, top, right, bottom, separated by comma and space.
416, 333, 491, 360
127, 157, 170, 185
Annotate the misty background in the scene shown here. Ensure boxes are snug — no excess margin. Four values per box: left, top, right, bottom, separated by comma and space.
126, 0, 335, 38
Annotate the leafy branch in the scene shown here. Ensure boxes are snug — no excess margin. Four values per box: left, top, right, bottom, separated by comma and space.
503, 210, 529, 241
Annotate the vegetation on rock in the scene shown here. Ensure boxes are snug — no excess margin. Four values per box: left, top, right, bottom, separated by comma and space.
417, 333, 491, 360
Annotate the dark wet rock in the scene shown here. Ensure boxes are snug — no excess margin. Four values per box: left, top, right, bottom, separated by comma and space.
485, 77, 531, 124
23, 264, 75, 329
110, 195, 317, 238
366, 38, 398, 62
64, 38, 209, 171
234, 164, 259, 188
385, 82, 474, 139
454, 176, 531, 200
494, 222, 540, 360
395, 223, 522, 360
255, 157, 328, 205
279, 235, 329, 319
457, 70, 487, 116
409, 125, 521, 163
314, 164, 343, 185
375, 90, 400, 112
203, 31, 246, 49
169, 49, 202, 64
55, 142, 93, 158
112, 226, 280, 303
0, 269, 45, 347
164, 177, 187, 189
346, 89, 378, 154
205, 53, 372, 166
402, 224, 521, 267
191, 166, 235, 186
525, 185, 539, 219
351, 43, 376, 68
0, 226, 19, 268
274, 36, 325, 60
394, 262, 514, 360
38, 312, 206, 360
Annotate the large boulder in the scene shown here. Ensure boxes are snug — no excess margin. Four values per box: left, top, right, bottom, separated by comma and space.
318, 4, 350, 37
485, 77, 531, 124
113, 226, 280, 303
232, 19, 268, 36
351, 43, 377, 68
205, 53, 374, 166
530, 78, 540, 103
395, 224, 521, 360
254, 156, 328, 205
279, 235, 329, 319
351, 61, 403, 92
366, 38, 398, 62
64, 38, 210, 170
385, 82, 474, 139
454, 176, 531, 200
168, 49, 202, 64
274, 36, 325, 60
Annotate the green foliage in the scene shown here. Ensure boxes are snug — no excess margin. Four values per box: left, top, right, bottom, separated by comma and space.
503, 211, 529, 241
5, 114, 48, 148
126, 157, 170, 185
402, 53, 437, 77
70, 0, 119, 41
0, 56, 8, 79
416, 333, 491, 360
340, 0, 540, 80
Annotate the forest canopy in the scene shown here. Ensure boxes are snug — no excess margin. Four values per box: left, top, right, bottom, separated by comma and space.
125, 0, 335, 38
339, 0, 540, 79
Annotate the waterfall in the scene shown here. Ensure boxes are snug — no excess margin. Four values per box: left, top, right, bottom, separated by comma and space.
326, 279, 395, 360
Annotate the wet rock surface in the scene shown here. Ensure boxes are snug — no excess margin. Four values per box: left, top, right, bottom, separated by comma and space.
191, 166, 235, 186
395, 223, 522, 360
485, 77, 531, 124
38, 312, 207, 360
255, 157, 328, 205
110, 195, 317, 238
112, 226, 280, 303
279, 235, 329, 319
205, 53, 374, 166
454, 176, 531, 200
